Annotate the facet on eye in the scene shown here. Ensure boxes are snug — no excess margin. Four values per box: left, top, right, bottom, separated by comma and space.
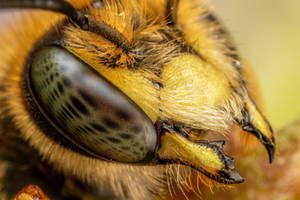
28, 46, 158, 163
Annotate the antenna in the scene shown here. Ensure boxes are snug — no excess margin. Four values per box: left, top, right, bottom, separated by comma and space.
0, 0, 130, 51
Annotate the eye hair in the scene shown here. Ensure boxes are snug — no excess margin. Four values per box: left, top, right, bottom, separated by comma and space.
0, 0, 130, 51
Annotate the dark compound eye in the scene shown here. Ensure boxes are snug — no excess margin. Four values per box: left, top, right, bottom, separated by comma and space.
29, 46, 157, 163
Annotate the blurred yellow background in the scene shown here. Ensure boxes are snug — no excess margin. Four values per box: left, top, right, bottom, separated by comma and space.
210, 0, 300, 130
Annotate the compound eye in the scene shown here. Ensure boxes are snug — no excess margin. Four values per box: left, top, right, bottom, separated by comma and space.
29, 46, 157, 163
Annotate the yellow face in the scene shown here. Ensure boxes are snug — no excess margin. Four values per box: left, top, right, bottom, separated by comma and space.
0, 0, 275, 199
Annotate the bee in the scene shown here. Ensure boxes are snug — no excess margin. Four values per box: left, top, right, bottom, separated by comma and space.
0, 0, 275, 199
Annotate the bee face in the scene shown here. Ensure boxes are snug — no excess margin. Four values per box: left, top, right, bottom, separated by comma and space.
0, 0, 275, 199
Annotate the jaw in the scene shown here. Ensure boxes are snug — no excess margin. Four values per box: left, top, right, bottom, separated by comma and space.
156, 124, 245, 185
242, 98, 275, 163
154, 102, 275, 185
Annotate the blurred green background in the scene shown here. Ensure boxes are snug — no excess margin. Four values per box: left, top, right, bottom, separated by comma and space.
210, 0, 300, 130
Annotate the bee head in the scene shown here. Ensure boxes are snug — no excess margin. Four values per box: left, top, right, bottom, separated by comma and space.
0, 0, 275, 189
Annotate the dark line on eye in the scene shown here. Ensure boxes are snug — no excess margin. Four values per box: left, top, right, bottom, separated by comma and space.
66, 102, 80, 118
70, 96, 89, 115
50, 74, 54, 81
90, 123, 108, 133
121, 146, 130, 150
83, 125, 93, 133
102, 118, 119, 129
119, 133, 133, 140
62, 77, 72, 88
78, 89, 98, 109
116, 109, 132, 121
53, 88, 60, 99
61, 106, 74, 120
131, 125, 142, 134
107, 137, 122, 144
57, 82, 64, 95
